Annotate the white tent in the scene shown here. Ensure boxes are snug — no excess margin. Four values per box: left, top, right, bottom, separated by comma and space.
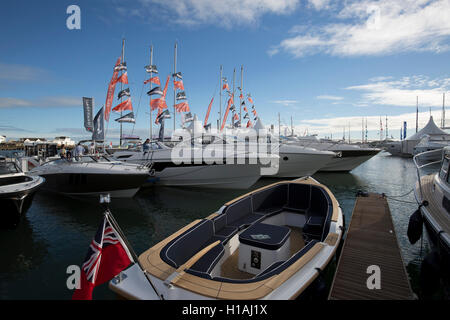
407, 116, 448, 141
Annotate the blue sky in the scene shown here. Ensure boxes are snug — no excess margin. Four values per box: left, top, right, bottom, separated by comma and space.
2, 0, 450, 142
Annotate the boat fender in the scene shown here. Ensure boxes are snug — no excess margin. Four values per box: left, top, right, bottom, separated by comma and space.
356, 190, 368, 197
420, 250, 442, 297
310, 268, 328, 300
407, 202, 427, 245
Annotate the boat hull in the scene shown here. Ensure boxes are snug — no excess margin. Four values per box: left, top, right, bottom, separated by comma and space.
145, 163, 262, 189
37, 173, 148, 198
267, 152, 334, 178
0, 175, 44, 226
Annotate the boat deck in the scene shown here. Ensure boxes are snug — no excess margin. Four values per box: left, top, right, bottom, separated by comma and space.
420, 174, 450, 234
328, 193, 414, 300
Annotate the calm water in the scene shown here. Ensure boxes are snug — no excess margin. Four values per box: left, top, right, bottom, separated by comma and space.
0, 152, 440, 299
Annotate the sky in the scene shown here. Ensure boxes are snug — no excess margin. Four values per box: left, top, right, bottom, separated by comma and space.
1, 0, 450, 143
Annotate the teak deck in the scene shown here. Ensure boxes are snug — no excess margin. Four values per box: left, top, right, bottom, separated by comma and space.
328, 193, 414, 300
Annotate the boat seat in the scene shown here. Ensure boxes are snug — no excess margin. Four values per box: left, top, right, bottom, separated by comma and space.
252, 184, 288, 215
188, 242, 225, 274
227, 213, 264, 229
212, 214, 239, 240
160, 219, 224, 268
303, 187, 333, 241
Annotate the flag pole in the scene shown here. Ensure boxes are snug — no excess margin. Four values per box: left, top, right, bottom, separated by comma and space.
240, 65, 243, 127
219, 65, 222, 130
149, 45, 153, 141
173, 42, 177, 133
119, 39, 125, 147
103, 203, 163, 300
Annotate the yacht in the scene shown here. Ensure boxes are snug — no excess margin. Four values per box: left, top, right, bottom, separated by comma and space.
231, 119, 336, 178
113, 135, 276, 189
0, 156, 45, 226
109, 176, 344, 300
28, 155, 150, 198
283, 135, 381, 172
411, 148, 450, 281
413, 134, 450, 162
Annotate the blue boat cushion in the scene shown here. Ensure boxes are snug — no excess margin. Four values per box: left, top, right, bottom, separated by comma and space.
303, 187, 333, 241
252, 184, 288, 215
239, 223, 291, 250
227, 213, 264, 229
189, 242, 225, 274
160, 219, 217, 268
212, 214, 238, 239
212, 240, 319, 283
286, 183, 311, 212
225, 197, 253, 226
212, 214, 227, 232
215, 226, 239, 238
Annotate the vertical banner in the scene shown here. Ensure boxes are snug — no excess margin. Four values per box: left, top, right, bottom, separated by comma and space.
82, 97, 94, 132
403, 121, 407, 140
92, 107, 105, 141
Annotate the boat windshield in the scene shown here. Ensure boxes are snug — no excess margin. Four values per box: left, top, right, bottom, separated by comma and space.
0, 161, 20, 174
440, 154, 450, 182
42, 155, 111, 166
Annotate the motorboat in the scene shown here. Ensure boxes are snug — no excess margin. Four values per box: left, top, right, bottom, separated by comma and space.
413, 134, 450, 162
109, 176, 344, 300
231, 119, 336, 178
113, 135, 276, 189
283, 135, 381, 172
410, 148, 450, 286
0, 156, 45, 226
27, 155, 150, 198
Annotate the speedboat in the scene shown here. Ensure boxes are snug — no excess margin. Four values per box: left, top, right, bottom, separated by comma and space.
0, 156, 44, 226
113, 135, 276, 189
28, 155, 150, 198
283, 135, 380, 172
410, 148, 450, 287
109, 176, 344, 300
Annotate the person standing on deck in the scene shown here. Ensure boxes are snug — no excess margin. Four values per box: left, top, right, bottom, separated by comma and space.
75, 142, 84, 160
143, 139, 150, 155
60, 144, 66, 159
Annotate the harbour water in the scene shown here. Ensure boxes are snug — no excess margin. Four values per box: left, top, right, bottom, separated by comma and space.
0, 152, 440, 299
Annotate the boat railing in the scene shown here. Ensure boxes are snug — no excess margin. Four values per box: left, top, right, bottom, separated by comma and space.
412, 149, 443, 203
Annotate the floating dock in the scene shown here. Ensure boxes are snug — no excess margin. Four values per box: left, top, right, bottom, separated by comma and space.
329, 193, 414, 300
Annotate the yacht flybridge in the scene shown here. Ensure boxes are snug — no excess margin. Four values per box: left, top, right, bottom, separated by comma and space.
28, 155, 150, 198
109, 176, 343, 300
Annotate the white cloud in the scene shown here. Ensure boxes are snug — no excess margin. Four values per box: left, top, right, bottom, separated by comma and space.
125, 0, 300, 28
316, 95, 344, 100
307, 0, 331, 10
0, 62, 48, 81
271, 99, 300, 106
0, 96, 81, 108
296, 110, 445, 138
346, 75, 450, 107
271, 0, 450, 57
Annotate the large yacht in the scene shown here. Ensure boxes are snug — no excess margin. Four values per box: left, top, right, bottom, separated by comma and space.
113, 135, 276, 189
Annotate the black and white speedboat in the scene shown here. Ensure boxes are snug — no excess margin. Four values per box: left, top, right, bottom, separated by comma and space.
28, 155, 150, 198
0, 156, 44, 226
109, 176, 343, 300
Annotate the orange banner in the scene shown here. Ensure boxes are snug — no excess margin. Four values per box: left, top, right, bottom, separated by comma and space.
203, 96, 214, 127
112, 98, 133, 112
105, 57, 121, 122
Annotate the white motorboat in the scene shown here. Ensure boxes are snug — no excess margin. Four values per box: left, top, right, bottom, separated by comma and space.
28, 155, 150, 198
409, 148, 450, 290
231, 119, 336, 178
413, 134, 450, 162
109, 176, 344, 300
113, 135, 276, 189
0, 156, 45, 226
283, 135, 380, 172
